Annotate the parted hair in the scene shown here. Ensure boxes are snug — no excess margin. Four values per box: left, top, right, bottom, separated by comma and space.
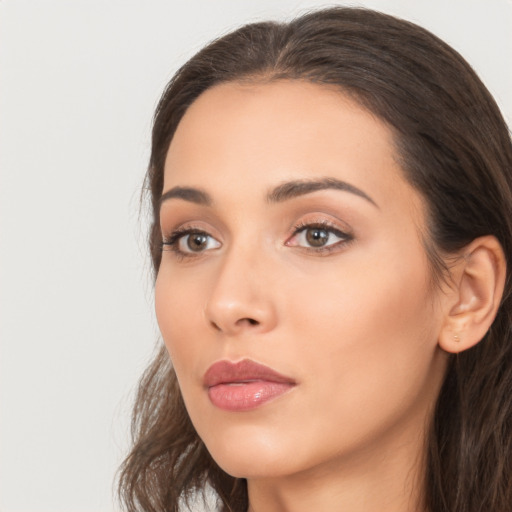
118, 7, 512, 512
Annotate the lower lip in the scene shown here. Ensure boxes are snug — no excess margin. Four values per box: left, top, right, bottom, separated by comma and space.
207, 381, 294, 411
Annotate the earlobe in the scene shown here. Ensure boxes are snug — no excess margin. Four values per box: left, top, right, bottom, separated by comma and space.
438, 236, 506, 354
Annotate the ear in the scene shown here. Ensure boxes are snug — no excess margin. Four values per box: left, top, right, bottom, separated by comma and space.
438, 235, 507, 354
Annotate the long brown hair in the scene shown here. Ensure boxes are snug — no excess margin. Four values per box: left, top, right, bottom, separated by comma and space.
118, 7, 512, 512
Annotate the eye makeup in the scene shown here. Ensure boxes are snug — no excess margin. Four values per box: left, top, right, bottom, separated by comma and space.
161, 225, 221, 261
286, 219, 354, 255
161, 215, 354, 261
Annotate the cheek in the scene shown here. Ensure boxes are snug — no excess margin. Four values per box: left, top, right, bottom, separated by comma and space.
154, 269, 206, 373
284, 245, 441, 414
289, 249, 432, 339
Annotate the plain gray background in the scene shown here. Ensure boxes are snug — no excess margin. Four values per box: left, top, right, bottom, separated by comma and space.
1, 1, 511, 511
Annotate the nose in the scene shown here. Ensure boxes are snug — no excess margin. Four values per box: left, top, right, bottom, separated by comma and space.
204, 248, 278, 336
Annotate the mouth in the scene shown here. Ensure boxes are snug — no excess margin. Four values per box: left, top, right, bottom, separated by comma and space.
203, 359, 296, 412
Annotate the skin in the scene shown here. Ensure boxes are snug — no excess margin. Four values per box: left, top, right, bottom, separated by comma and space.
155, 80, 454, 512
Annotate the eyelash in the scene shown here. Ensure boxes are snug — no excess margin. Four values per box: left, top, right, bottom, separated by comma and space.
287, 220, 353, 254
161, 227, 215, 261
161, 220, 353, 260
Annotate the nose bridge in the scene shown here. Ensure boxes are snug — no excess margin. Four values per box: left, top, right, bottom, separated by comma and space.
204, 236, 277, 335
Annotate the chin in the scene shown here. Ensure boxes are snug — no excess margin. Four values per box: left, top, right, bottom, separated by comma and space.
198, 421, 305, 479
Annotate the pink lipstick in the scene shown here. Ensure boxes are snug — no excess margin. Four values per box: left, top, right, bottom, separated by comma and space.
203, 359, 296, 411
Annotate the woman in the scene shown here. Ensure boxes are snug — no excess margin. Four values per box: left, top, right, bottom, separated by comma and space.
118, 7, 512, 512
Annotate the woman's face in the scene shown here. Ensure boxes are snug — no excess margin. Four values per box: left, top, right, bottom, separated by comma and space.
155, 81, 449, 480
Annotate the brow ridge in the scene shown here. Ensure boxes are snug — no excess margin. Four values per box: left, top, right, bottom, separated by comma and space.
159, 186, 212, 207
159, 178, 378, 209
267, 177, 378, 207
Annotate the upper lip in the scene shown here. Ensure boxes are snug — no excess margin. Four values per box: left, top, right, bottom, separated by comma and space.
203, 359, 296, 388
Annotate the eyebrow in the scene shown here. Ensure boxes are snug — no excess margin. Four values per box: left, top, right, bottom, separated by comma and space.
159, 186, 212, 207
267, 177, 378, 208
159, 177, 378, 209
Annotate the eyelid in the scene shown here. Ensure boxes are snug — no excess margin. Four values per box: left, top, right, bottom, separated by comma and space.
161, 219, 220, 242
285, 217, 354, 253
161, 223, 222, 258
160, 215, 354, 259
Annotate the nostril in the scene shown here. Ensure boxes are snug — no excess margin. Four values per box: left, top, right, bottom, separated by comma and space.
209, 317, 262, 334
243, 318, 259, 326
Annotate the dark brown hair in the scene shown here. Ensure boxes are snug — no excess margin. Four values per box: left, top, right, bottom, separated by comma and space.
118, 7, 512, 512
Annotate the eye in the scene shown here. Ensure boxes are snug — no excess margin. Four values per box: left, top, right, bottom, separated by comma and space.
286, 222, 352, 251
162, 229, 221, 256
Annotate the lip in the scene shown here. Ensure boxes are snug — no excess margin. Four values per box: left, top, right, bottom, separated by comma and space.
204, 359, 296, 411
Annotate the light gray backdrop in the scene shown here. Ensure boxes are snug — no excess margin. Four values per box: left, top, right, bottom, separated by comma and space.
1, 1, 511, 511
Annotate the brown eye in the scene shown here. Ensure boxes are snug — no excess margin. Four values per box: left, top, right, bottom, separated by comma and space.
187, 233, 209, 252
305, 228, 330, 247
173, 230, 221, 254
286, 222, 352, 252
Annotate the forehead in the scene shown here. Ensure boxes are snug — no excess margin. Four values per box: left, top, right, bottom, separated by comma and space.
166, 80, 395, 167
163, 80, 421, 217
